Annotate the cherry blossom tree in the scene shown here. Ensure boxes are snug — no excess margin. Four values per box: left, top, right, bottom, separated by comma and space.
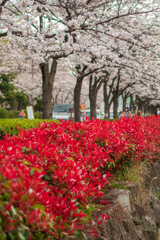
1, 0, 160, 119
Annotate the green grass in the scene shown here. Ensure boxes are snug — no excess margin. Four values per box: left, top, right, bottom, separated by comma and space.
113, 160, 149, 184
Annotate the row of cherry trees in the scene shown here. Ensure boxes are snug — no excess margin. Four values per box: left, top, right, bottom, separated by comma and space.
0, 0, 160, 121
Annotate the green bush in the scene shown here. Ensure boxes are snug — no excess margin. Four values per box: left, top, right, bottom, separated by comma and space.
0, 108, 8, 119
34, 112, 42, 119
7, 111, 15, 118
8, 110, 20, 118
0, 119, 57, 140
4, 109, 43, 119
99, 118, 118, 121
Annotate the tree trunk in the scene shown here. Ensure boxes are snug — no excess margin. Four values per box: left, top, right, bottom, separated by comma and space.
152, 105, 157, 115
17, 102, 23, 111
144, 102, 148, 115
103, 81, 110, 119
74, 76, 83, 122
89, 75, 96, 119
40, 59, 57, 119
89, 92, 97, 119
113, 97, 118, 119
123, 97, 127, 111
89, 75, 103, 119
104, 103, 110, 119
42, 72, 53, 119
138, 97, 142, 112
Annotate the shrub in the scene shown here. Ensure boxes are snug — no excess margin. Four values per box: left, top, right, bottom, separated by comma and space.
0, 120, 110, 239
0, 109, 43, 120
0, 116, 160, 239
34, 112, 42, 119
7, 111, 15, 118
99, 118, 118, 121
0, 108, 8, 119
0, 119, 55, 140
8, 110, 20, 118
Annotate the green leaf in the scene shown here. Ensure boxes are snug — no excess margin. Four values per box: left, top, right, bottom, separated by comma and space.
11, 205, 17, 216
44, 175, 51, 181
24, 231, 30, 240
0, 232, 6, 240
22, 161, 31, 166
0, 205, 5, 212
2, 192, 10, 201
8, 232, 16, 240
30, 168, 34, 176
82, 232, 87, 240
18, 232, 26, 240
74, 230, 82, 240
33, 204, 45, 214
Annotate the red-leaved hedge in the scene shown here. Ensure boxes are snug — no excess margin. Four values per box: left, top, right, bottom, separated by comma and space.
0, 115, 160, 239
